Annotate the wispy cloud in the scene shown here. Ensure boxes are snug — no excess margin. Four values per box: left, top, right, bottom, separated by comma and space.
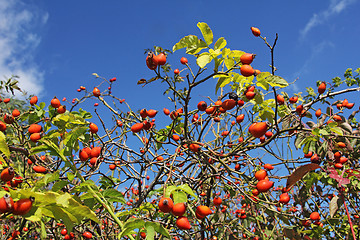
0, 0, 48, 97
296, 41, 335, 75
300, 0, 356, 40
290, 41, 334, 91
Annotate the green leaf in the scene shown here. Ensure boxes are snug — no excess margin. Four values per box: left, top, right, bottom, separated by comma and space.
196, 52, 212, 68
9, 189, 51, 204
155, 141, 163, 150
319, 129, 329, 136
80, 192, 95, 200
221, 47, 231, 58
0, 131, 10, 158
174, 122, 184, 134
119, 218, 145, 238
155, 129, 169, 150
26, 207, 42, 222
311, 128, 320, 136
254, 92, 264, 104
172, 190, 187, 204
327, 121, 338, 128
34, 171, 60, 190
265, 75, 289, 88
145, 223, 155, 240
231, 72, 242, 83
102, 189, 126, 204
39, 102, 46, 109
300, 139, 311, 153
176, 184, 197, 199
63, 126, 88, 148
197, 22, 213, 45
74, 180, 98, 192
67, 197, 99, 223
214, 37, 226, 51
40, 220, 47, 239
67, 172, 75, 181
28, 110, 42, 124
51, 206, 77, 231
164, 185, 177, 198
52, 180, 69, 192
116, 208, 138, 218
11, 189, 99, 230
294, 132, 309, 149
145, 222, 170, 238
78, 108, 93, 119
0, 191, 7, 198
259, 109, 274, 122
41, 139, 67, 161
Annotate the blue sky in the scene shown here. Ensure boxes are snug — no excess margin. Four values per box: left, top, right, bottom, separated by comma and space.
1, 0, 358, 209
0, 0, 359, 111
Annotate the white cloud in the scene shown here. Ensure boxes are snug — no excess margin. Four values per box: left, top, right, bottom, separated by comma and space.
300, 0, 356, 39
0, 0, 48, 97
292, 41, 334, 82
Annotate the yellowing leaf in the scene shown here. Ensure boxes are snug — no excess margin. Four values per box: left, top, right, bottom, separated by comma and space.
209, 48, 221, 57
256, 72, 271, 82
221, 47, 231, 58
197, 53, 212, 68
0, 131, 10, 158
197, 22, 213, 45
330, 126, 343, 135
224, 57, 235, 70
214, 37, 227, 50
266, 75, 289, 88
256, 79, 270, 90
56, 193, 72, 207
215, 76, 231, 94
172, 35, 207, 54
229, 50, 245, 59
0, 191, 7, 198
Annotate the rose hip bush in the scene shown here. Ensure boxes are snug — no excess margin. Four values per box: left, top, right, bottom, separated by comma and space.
0, 22, 360, 240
